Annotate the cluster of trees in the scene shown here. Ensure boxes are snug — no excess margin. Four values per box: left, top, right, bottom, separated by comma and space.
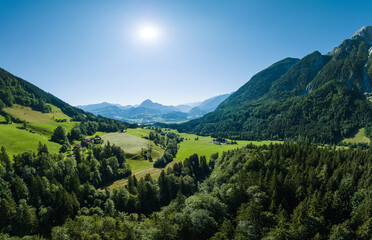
0, 145, 213, 238
0, 142, 131, 236
151, 131, 181, 168
28, 143, 371, 239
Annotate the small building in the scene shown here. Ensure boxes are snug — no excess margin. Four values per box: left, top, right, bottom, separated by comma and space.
213, 141, 222, 145
94, 137, 102, 144
73, 144, 82, 149
81, 139, 92, 147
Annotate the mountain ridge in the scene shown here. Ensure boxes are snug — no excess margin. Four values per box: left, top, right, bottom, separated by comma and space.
171, 26, 372, 143
77, 93, 231, 123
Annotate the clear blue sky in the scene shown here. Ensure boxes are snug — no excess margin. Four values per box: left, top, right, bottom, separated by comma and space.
0, 0, 371, 106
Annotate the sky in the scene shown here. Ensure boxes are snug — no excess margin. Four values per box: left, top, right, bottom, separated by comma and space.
0, 0, 371, 106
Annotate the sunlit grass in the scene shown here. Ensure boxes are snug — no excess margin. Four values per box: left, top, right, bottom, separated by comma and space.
343, 128, 370, 144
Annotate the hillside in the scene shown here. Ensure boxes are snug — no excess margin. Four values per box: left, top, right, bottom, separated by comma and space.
188, 93, 231, 118
0, 68, 87, 119
0, 68, 132, 155
174, 26, 372, 143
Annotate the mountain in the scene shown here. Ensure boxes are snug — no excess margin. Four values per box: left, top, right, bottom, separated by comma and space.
77, 94, 230, 123
137, 99, 178, 113
188, 93, 231, 118
173, 26, 372, 143
76, 102, 132, 112
174, 102, 201, 112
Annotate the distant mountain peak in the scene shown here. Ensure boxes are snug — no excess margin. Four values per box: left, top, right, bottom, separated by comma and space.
139, 99, 156, 108
351, 26, 372, 44
142, 99, 153, 104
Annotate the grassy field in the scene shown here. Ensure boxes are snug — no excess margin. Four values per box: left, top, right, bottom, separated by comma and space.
105, 128, 281, 189
125, 128, 152, 138
175, 132, 281, 162
343, 128, 370, 144
102, 132, 164, 167
1, 105, 77, 156
126, 159, 154, 171
0, 123, 61, 157
86, 131, 107, 138
4, 104, 70, 122
102, 132, 150, 154
4, 105, 76, 137
106, 161, 176, 189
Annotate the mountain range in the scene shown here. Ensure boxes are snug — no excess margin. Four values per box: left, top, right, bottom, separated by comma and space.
171, 26, 372, 143
2, 26, 372, 144
76, 93, 231, 123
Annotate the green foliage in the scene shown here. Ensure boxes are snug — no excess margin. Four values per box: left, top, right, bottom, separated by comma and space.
51, 126, 68, 144
1, 143, 370, 239
0, 67, 135, 134
153, 131, 181, 168
173, 38, 372, 144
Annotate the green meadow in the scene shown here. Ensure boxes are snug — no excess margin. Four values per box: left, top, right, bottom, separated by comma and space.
0, 123, 61, 157
175, 132, 281, 162
1, 105, 77, 156
342, 128, 370, 144
126, 159, 154, 172
4, 105, 76, 137
102, 132, 150, 154
106, 128, 281, 188
125, 128, 152, 138
103, 131, 164, 163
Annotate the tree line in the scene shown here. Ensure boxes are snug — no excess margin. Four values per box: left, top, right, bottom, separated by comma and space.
0, 143, 213, 238
46, 143, 370, 239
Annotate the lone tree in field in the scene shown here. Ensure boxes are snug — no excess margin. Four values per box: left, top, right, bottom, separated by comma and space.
51, 126, 68, 144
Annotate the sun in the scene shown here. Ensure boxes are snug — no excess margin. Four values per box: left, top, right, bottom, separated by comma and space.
138, 26, 159, 41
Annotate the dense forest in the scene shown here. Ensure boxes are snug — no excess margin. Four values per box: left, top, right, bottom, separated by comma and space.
171, 38, 372, 144
0, 143, 370, 239
0, 143, 213, 239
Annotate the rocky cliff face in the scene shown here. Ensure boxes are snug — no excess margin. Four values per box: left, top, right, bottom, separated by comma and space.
351, 26, 372, 45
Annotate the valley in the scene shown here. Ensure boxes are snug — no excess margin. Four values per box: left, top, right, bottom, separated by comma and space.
0, 22, 371, 239
77, 93, 231, 124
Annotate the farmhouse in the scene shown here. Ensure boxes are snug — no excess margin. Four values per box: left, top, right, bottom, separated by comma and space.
81, 137, 103, 147
73, 144, 82, 149
94, 137, 102, 143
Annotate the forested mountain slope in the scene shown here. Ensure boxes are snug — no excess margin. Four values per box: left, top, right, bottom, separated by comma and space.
0, 68, 85, 119
41, 144, 371, 239
174, 27, 372, 143
0, 67, 132, 127
0, 68, 134, 155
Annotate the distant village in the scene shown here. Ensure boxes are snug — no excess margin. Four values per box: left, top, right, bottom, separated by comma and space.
73, 137, 102, 149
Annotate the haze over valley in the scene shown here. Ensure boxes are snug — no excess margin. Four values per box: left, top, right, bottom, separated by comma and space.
76, 93, 231, 123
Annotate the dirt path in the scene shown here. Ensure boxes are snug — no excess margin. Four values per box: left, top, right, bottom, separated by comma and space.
105, 161, 177, 190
